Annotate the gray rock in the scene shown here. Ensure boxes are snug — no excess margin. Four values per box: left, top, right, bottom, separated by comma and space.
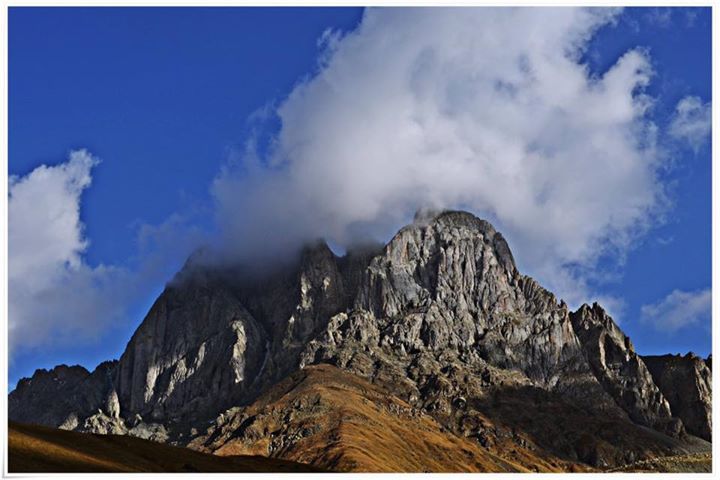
569, 303, 680, 435
81, 410, 127, 435
110, 240, 349, 431
9, 361, 117, 428
642, 353, 712, 441
113, 279, 269, 424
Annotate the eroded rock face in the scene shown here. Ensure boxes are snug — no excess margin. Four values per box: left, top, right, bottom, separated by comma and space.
296, 211, 695, 466
642, 353, 712, 441
114, 279, 269, 424
569, 303, 680, 435
350, 212, 581, 380
304, 213, 616, 397
108, 240, 352, 428
9, 362, 117, 428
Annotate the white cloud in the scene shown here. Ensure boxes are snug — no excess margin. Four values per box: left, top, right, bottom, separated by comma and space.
213, 7, 668, 307
9, 150, 97, 285
8, 151, 134, 352
8, 150, 213, 354
8, 151, 209, 354
641, 288, 711, 332
669, 95, 711, 153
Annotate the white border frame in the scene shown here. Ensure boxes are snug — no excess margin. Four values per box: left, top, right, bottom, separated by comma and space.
0, 1, 716, 479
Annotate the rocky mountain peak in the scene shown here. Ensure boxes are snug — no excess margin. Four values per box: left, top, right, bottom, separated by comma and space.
8, 210, 711, 470
569, 303, 679, 435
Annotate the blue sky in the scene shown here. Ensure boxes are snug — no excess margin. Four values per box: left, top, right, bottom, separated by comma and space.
8, 7, 712, 387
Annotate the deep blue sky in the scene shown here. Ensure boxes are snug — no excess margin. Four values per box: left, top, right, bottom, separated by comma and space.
8, 7, 711, 387
582, 8, 712, 356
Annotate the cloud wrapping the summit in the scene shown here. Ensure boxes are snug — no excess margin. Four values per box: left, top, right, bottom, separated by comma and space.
214, 8, 666, 306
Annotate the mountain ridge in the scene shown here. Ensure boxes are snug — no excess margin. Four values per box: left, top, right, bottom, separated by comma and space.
9, 210, 712, 471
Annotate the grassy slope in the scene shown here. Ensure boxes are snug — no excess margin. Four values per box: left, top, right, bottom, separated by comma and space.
8, 421, 322, 473
192, 364, 578, 472
191, 364, 714, 473
9, 364, 712, 474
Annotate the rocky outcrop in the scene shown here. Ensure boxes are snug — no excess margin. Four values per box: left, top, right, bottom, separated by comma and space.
9, 362, 117, 429
349, 211, 587, 384
110, 240, 352, 428
642, 354, 712, 441
569, 303, 681, 436
114, 280, 269, 424
303, 212, 626, 405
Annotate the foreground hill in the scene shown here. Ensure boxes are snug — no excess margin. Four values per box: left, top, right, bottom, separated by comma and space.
9, 210, 712, 472
8, 422, 321, 473
189, 363, 709, 472
189, 363, 559, 472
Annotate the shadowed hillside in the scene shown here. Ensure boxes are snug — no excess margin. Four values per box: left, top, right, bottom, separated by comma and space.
8, 422, 322, 473
189, 364, 594, 472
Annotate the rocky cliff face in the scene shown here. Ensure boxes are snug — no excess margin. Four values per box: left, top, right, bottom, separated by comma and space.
8, 210, 712, 471
642, 354, 712, 441
569, 303, 680, 435
114, 279, 269, 424
9, 362, 115, 429
351, 211, 579, 383
300, 212, 625, 419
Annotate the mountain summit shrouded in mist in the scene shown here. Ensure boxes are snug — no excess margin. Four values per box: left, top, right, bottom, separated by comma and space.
212, 7, 665, 305
8, 8, 711, 378
9, 211, 712, 472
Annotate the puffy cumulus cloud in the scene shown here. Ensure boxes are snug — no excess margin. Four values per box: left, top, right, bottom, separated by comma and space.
8, 151, 134, 352
9, 150, 97, 285
640, 288, 711, 332
213, 7, 666, 307
669, 95, 711, 153
8, 151, 208, 354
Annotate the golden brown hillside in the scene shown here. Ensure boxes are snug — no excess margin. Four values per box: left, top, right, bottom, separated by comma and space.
8, 421, 322, 473
189, 364, 590, 472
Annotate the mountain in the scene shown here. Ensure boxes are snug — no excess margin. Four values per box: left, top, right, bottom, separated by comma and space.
8, 210, 712, 472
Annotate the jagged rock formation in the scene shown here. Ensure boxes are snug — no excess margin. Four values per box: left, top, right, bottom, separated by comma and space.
569, 303, 680, 435
114, 279, 269, 424
642, 354, 712, 441
8, 210, 712, 471
9, 362, 117, 429
110, 241, 351, 430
